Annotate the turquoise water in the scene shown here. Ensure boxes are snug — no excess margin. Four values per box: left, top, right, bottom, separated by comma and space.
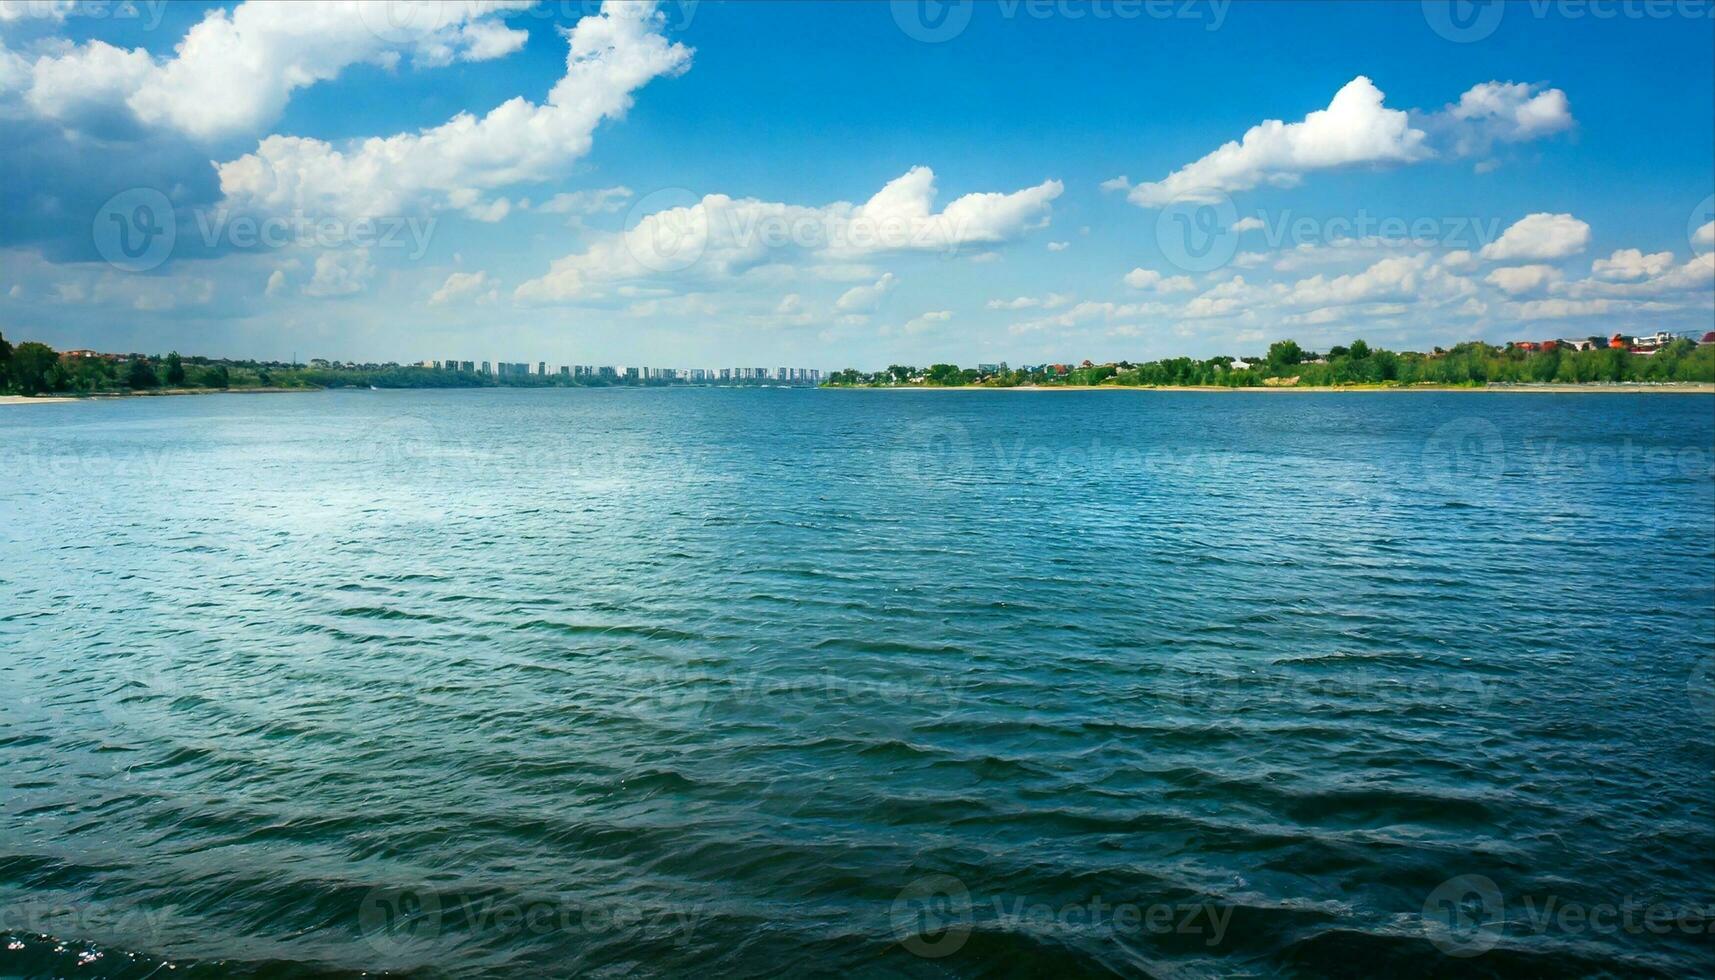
2, 388, 1712, 977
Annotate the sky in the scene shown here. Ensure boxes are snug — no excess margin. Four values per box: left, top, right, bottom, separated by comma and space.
1, 0, 1712, 370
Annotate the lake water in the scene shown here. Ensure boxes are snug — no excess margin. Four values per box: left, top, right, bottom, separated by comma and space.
2, 388, 1712, 977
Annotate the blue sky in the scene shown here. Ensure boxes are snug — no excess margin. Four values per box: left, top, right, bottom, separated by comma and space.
2, 0, 1711, 369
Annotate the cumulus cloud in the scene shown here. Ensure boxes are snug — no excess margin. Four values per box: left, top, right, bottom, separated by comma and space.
303, 248, 373, 297
23, 1, 531, 140
1480, 213, 1590, 261
429, 269, 494, 304
513, 167, 1062, 303
1439, 81, 1573, 156
1110, 76, 1573, 207
1591, 248, 1673, 282
1123, 268, 1196, 292
1008, 299, 1173, 334
1046, 240, 1069, 251
217, 2, 692, 219
1111, 77, 1430, 206
987, 293, 1071, 310
903, 309, 951, 334
536, 186, 634, 222
835, 273, 896, 313
1557, 251, 1714, 299
1485, 264, 1562, 295
1283, 255, 1425, 308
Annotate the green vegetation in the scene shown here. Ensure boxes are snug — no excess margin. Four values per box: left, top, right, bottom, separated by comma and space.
0, 332, 773, 396
825, 337, 1715, 389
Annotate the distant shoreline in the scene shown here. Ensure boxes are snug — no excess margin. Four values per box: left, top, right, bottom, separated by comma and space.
8, 382, 1714, 406
824, 382, 1715, 394
1, 387, 314, 405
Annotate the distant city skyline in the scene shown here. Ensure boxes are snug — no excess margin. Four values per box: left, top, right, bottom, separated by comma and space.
1, 1, 1711, 370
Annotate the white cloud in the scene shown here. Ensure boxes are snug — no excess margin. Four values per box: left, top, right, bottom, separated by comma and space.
264, 268, 287, 297
1046, 240, 1069, 251
1110, 76, 1574, 207
24, 1, 531, 140
429, 269, 493, 304
903, 310, 951, 334
1285, 255, 1422, 307
1112, 77, 1430, 206
1441, 249, 1478, 272
1591, 248, 1673, 282
1513, 298, 1615, 319
1442, 81, 1573, 155
1008, 299, 1172, 335
537, 186, 634, 220
1123, 268, 1196, 292
303, 248, 373, 297
1231, 216, 1265, 233
987, 293, 1071, 310
835, 273, 896, 313
217, 2, 692, 218
513, 168, 1062, 302
465, 197, 512, 223
1558, 251, 1714, 299
1480, 213, 1590, 261
1484, 264, 1562, 295
1696, 221, 1715, 248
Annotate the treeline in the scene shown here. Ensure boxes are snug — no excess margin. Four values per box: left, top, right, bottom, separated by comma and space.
825, 338, 1715, 389
0, 332, 757, 396
0, 332, 299, 395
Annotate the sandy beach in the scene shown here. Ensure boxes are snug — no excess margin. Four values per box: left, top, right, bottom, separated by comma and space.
0, 395, 80, 405
1, 387, 314, 406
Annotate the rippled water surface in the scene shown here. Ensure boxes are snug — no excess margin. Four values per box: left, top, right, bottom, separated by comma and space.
2, 388, 1712, 977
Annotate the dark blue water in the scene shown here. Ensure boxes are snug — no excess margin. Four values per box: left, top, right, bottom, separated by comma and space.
2, 388, 1712, 977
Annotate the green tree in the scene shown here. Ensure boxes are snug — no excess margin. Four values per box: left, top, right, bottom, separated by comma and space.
9, 342, 59, 395
1348, 338, 1370, 359
925, 363, 964, 386
1266, 339, 1304, 371
166, 351, 186, 386
126, 358, 160, 390
0, 330, 11, 392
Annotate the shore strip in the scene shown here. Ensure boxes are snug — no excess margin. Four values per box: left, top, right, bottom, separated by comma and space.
827, 382, 1715, 394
